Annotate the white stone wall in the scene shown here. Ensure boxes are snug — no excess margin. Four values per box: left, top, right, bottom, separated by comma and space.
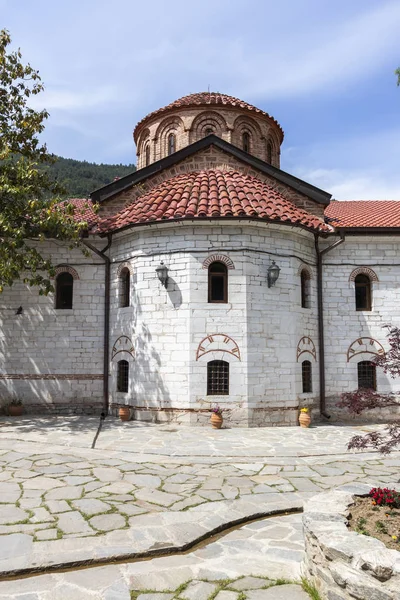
323, 234, 400, 419
0, 240, 105, 414
108, 222, 319, 426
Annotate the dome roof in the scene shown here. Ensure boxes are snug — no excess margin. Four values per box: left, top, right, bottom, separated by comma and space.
98, 170, 330, 234
133, 92, 284, 142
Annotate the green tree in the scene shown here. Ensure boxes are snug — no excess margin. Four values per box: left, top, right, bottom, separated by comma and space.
0, 29, 88, 294
396, 67, 400, 86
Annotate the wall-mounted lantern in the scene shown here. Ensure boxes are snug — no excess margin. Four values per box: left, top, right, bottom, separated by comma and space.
267, 261, 280, 288
155, 261, 169, 288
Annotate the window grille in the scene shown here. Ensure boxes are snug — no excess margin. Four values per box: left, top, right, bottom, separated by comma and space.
117, 360, 129, 393
55, 272, 73, 309
208, 262, 228, 303
207, 360, 229, 395
355, 274, 371, 311
119, 268, 130, 308
302, 360, 312, 393
357, 361, 376, 390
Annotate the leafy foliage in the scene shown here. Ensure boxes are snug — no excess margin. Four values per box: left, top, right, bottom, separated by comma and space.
0, 29, 89, 294
396, 67, 400, 86
43, 156, 136, 199
338, 325, 400, 454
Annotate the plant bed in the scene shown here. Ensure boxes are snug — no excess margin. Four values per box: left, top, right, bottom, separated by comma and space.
348, 488, 400, 551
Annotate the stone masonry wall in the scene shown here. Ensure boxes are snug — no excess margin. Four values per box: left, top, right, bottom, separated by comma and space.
322, 235, 400, 420
108, 221, 319, 426
0, 240, 105, 414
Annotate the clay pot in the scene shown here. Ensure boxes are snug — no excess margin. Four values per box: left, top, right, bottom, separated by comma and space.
299, 411, 311, 428
8, 404, 23, 417
210, 413, 223, 429
119, 406, 131, 421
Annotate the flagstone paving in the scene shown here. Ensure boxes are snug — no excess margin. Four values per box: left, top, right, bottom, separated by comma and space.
0, 416, 399, 598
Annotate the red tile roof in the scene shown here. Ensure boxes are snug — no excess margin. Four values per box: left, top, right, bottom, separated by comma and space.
98, 170, 330, 235
134, 92, 284, 142
325, 201, 400, 228
60, 198, 98, 228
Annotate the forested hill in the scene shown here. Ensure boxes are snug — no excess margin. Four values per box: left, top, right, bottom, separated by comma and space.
45, 156, 136, 198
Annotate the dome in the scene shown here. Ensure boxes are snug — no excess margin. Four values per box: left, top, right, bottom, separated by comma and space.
98, 169, 330, 234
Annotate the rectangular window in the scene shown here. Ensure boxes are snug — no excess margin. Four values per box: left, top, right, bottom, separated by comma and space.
117, 360, 129, 393
302, 360, 312, 393
207, 361, 229, 395
357, 361, 376, 390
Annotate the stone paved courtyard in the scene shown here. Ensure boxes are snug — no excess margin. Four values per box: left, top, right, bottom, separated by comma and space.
0, 416, 399, 598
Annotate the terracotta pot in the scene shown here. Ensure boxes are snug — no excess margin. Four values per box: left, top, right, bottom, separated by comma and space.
299, 411, 311, 428
119, 406, 131, 421
8, 404, 23, 417
210, 413, 223, 429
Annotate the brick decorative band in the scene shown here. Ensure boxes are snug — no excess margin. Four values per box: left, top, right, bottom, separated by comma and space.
0, 374, 103, 380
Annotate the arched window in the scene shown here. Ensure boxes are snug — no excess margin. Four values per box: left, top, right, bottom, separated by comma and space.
302, 360, 312, 393
205, 127, 213, 136
117, 360, 129, 393
168, 133, 176, 155
300, 270, 311, 308
56, 272, 73, 309
207, 360, 229, 395
267, 142, 273, 164
355, 274, 371, 311
145, 144, 150, 167
358, 361, 376, 390
208, 261, 228, 303
242, 132, 250, 153
119, 268, 130, 308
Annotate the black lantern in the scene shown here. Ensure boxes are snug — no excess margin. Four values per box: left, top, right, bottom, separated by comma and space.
267, 261, 280, 288
155, 261, 169, 288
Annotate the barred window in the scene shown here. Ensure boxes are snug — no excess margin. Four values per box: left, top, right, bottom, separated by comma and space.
208, 262, 228, 303
56, 272, 73, 309
207, 360, 229, 395
168, 133, 176, 155
302, 360, 312, 393
117, 360, 129, 393
301, 270, 311, 308
358, 361, 376, 390
242, 132, 250, 153
355, 274, 371, 311
119, 268, 130, 308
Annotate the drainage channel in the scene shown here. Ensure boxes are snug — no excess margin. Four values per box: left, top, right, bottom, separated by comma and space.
1, 507, 303, 582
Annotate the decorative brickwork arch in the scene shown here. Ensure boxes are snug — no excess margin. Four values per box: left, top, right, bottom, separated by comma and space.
296, 336, 317, 362
154, 116, 184, 159
349, 267, 379, 282
297, 264, 313, 279
202, 254, 235, 270
347, 337, 385, 362
196, 334, 241, 361
52, 265, 79, 280
116, 262, 134, 277
189, 111, 228, 143
232, 115, 263, 153
111, 335, 135, 360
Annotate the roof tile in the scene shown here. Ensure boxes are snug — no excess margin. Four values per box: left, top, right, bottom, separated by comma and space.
325, 201, 400, 228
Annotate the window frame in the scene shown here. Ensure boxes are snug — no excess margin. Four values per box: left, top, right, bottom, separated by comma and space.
207, 360, 229, 395
117, 360, 129, 393
208, 261, 228, 303
145, 144, 150, 167
355, 274, 372, 311
167, 133, 176, 155
242, 131, 250, 153
55, 272, 74, 310
300, 270, 311, 309
302, 360, 312, 393
357, 360, 376, 391
119, 267, 130, 308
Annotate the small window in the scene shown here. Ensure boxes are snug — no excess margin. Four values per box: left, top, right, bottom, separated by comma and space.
242, 132, 250, 153
267, 142, 272, 164
205, 127, 213, 136
301, 270, 311, 308
207, 360, 229, 395
355, 274, 371, 311
56, 272, 73, 309
358, 361, 376, 390
168, 133, 176, 155
208, 261, 228, 303
302, 360, 312, 393
145, 144, 150, 167
119, 268, 130, 308
117, 360, 129, 393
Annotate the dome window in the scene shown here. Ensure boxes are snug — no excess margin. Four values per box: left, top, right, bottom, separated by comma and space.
267, 142, 273, 164
242, 132, 250, 153
168, 133, 176, 156
205, 127, 213, 136
145, 144, 150, 167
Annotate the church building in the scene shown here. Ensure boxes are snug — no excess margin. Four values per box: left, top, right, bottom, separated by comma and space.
1, 92, 399, 426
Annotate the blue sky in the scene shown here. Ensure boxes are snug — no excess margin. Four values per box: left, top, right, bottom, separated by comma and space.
2, 0, 400, 199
